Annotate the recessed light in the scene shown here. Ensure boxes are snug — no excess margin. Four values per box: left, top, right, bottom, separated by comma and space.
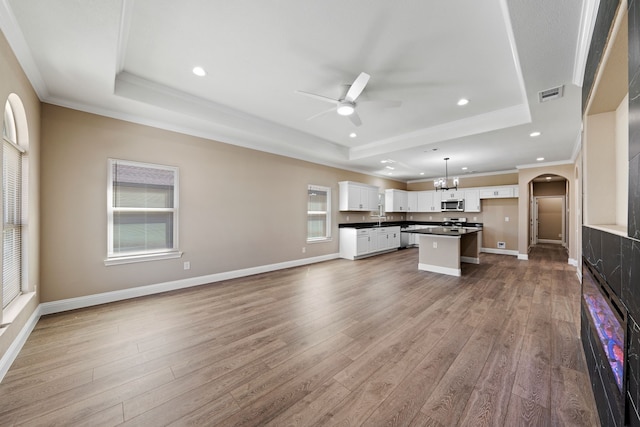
546, 176, 552, 180
419, 172, 425, 175
385, 166, 395, 170
457, 98, 469, 106
387, 172, 393, 175
530, 131, 541, 137
192, 66, 207, 77
349, 132, 357, 138
536, 157, 545, 161
461, 167, 468, 170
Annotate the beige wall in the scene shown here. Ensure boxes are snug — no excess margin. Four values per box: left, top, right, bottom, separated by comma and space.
407, 172, 518, 191
0, 31, 41, 361
533, 180, 566, 196
480, 198, 519, 250
616, 94, 629, 226
584, 111, 617, 225
39, 104, 404, 302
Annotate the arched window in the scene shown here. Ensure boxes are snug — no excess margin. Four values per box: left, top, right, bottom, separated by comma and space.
2, 96, 27, 309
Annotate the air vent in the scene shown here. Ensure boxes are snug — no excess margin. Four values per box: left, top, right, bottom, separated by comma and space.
538, 85, 564, 103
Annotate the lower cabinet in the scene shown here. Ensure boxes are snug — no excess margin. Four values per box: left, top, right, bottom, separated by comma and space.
340, 226, 400, 260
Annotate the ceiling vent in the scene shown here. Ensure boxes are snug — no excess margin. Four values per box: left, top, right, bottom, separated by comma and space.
538, 85, 564, 103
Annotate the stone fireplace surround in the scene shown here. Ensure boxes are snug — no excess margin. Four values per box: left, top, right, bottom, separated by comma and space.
580, 0, 640, 425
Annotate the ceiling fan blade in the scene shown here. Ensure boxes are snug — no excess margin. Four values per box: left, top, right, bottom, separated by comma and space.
306, 106, 336, 121
348, 111, 362, 127
295, 90, 340, 105
344, 72, 370, 102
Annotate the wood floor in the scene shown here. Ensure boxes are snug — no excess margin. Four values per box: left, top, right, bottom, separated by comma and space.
0, 244, 599, 426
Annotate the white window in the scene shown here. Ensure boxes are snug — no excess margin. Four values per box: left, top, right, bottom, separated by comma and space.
307, 185, 331, 242
2, 99, 25, 309
106, 159, 180, 265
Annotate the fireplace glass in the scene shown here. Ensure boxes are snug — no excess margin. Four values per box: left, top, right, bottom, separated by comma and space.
582, 263, 625, 391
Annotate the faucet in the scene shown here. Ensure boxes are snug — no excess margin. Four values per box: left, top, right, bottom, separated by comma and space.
371, 201, 386, 226
371, 214, 386, 227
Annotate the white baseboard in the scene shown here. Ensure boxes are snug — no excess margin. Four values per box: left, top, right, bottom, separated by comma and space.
1, 253, 339, 382
40, 253, 340, 316
568, 258, 578, 267
418, 263, 461, 277
518, 253, 529, 260
0, 305, 41, 382
481, 247, 519, 256
460, 256, 480, 264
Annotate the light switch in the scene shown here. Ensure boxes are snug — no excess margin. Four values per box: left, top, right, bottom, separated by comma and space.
505, 217, 509, 222
433, 241, 438, 248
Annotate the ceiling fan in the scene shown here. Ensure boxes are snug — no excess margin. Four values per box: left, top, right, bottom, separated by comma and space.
296, 72, 400, 127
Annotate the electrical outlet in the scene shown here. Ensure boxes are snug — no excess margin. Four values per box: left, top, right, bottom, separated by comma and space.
410, 215, 413, 220
183, 261, 191, 270
346, 215, 349, 221
429, 216, 433, 220
497, 242, 506, 249
302, 247, 306, 253
433, 241, 438, 248
473, 216, 477, 221
362, 215, 365, 220
505, 216, 509, 222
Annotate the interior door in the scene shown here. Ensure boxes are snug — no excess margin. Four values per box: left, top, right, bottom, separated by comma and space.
535, 196, 565, 244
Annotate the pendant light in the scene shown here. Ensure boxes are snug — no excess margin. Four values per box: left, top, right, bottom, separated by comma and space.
433, 157, 459, 191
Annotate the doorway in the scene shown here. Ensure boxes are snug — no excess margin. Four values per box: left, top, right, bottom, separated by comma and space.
533, 196, 565, 245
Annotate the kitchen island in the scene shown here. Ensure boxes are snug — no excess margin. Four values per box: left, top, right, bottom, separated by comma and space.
404, 227, 481, 276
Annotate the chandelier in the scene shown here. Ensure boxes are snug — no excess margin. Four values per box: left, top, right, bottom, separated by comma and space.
433, 157, 459, 191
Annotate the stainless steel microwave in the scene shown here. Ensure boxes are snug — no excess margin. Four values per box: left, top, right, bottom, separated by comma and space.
441, 199, 464, 211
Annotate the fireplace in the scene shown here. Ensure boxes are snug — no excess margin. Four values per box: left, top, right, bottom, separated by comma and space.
582, 257, 627, 425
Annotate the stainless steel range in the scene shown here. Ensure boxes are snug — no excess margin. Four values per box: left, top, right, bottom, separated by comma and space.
442, 217, 467, 227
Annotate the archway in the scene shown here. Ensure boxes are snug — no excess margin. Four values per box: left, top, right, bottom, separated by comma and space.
531, 174, 568, 246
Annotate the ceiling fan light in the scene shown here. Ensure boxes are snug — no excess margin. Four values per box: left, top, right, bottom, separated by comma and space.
337, 103, 355, 116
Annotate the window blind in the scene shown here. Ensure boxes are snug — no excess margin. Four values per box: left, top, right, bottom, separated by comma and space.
2, 139, 21, 308
109, 160, 178, 258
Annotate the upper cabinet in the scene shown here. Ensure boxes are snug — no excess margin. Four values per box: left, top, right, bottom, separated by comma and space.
407, 191, 418, 212
464, 190, 481, 212
339, 181, 380, 211
385, 189, 409, 212
479, 186, 516, 199
441, 190, 464, 201
417, 191, 441, 212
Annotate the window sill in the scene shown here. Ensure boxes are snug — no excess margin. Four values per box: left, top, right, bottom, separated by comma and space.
104, 251, 183, 266
2, 292, 36, 328
306, 238, 333, 244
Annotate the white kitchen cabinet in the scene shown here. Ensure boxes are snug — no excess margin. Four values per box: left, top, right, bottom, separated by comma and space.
375, 226, 401, 250
339, 226, 400, 260
339, 181, 380, 211
479, 185, 517, 199
464, 189, 481, 212
356, 229, 372, 256
441, 190, 464, 201
385, 189, 409, 212
417, 191, 441, 212
407, 191, 418, 212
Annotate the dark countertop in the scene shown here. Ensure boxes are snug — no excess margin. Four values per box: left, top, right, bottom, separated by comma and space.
403, 226, 481, 236
338, 221, 483, 229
